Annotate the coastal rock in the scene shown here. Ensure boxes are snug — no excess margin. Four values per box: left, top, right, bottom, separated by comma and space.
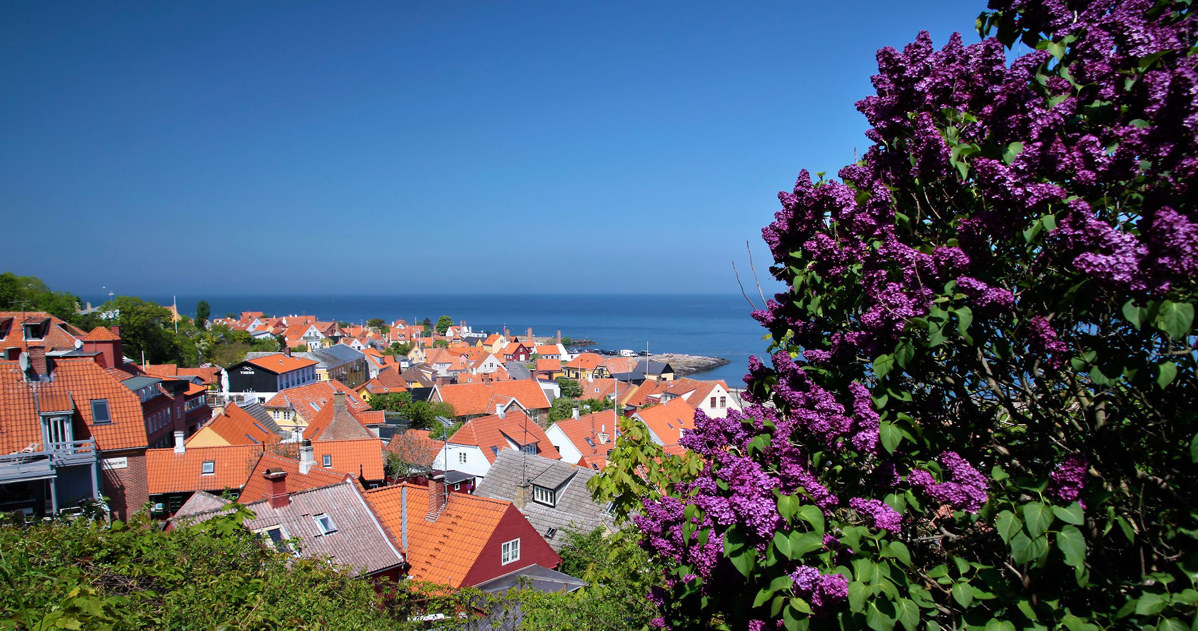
650, 353, 730, 378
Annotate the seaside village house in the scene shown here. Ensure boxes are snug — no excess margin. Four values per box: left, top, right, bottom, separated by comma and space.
0, 322, 212, 520
295, 345, 368, 389
545, 409, 621, 470
430, 406, 560, 482
224, 353, 319, 404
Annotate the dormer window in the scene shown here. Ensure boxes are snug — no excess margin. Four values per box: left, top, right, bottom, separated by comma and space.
532, 484, 556, 507
90, 399, 111, 425
520, 442, 537, 455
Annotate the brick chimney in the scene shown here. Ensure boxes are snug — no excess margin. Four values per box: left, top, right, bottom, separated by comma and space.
515, 482, 531, 509
426, 477, 447, 521
264, 469, 289, 508
26, 345, 47, 379
284, 345, 292, 357
556, 330, 561, 344
333, 390, 346, 417
527, 327, 533, 343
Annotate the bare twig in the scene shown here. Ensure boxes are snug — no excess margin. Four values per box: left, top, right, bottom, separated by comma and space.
746, 241, 768, 305
731, 261, 758, 311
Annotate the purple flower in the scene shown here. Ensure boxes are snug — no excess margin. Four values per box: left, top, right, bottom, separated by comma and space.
1027, 316, 1068, 369
789, 566, 850, 616
1049, 455, 1089, 503
909, 451, 989, 513
850, 498, 903, 533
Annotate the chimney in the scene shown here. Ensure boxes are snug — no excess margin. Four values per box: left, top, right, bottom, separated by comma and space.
496, 403, 505, 419
26, 345, 47, 379
426, 477, 447, 521
173, 430, 186, 453
556, 330, 561, 344
333, 390, 346, 418
515, 482, 531, 509
400, 485, 409, 550
299, 440, 315, 474
264, 469, 289, 508
284, 345, 291, 357
527, 327, 533, 343
572, 407, 579, 420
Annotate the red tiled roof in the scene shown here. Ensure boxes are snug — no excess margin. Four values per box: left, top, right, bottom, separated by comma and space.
145, 444, 264, 494
385, 429, 443, 469
551, 410, 620, 462
195, 403, 281, 446
313, 439, 385, 481
448, 410, 560, 463
535, 358, 561, 372
0, 312, 84, 352
434, 381, 550, 417
302, 395, 379, 442
365, 483, 516, 587
52, 358, 148, 451
245, 354, 317, 374
265, 380, 370, 424
81, 326, 121, 342
236, 451, 353, 504
634, 398, 697, 447
564, 352, 603, 371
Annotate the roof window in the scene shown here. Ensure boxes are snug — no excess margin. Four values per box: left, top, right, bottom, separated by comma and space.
313, 513, 337, 535
201, 461, 215, 475
90, 399, 111, 424
322, 454, 332, 467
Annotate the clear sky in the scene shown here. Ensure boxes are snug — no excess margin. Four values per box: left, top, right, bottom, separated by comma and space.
0, 1, 985, 297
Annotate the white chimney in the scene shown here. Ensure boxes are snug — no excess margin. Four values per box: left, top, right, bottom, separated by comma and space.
173, 430, 185, 454
572, 407, 579, 420
496, 404, 505, 419
299, 442, 315, 474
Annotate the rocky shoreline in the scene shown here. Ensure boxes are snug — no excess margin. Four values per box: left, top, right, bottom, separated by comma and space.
650, 353, 731, 377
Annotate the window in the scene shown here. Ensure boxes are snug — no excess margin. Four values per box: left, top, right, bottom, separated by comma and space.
313, 513, 337, 535
520, 442, 537, 455
458, 452, 467, 464
710, 396, 717, 407
720, 396, 727, 408
501, 538, 520, 565
91, 399, 111, 424
255, 526, 297, 555
533, 485, 556, 507
322, 454, 332, 468
201, 461, 215, 475
545, 527, 557, 539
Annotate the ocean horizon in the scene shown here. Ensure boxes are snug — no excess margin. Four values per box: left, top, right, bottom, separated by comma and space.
85, 293, 774, 385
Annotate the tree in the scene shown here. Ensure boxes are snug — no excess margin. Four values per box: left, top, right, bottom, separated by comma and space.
435, 315, 453, 335
404, 401, 455, 431
369, 392, 412, 413
557, 377, 582, 399
548, 397, 576, 423
611, 2, 1198, 629
195, 300, 210, 329
421, 317, 432, 335
366, 318, 387, 332
384, 342, 411, 356
0, 272, 83, 322
103, 296, 180, 365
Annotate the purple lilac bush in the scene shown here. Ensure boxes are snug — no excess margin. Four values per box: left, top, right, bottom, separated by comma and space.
596, 0, 1198, 628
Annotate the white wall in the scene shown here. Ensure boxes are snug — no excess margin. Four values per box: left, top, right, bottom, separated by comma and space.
545, 424, 583, 465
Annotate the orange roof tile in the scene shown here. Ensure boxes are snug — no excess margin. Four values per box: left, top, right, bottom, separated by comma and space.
535, 358, 561, 372
145, 444, 264, 494
236, 451, 353, 504
551, 410, 620, 462
313, 439, 385, 480
434, 380, 550, 417
81, 326, 121, 342
245, 354, 317, 374
365, 483, 514, 587
265, 380, 370, 424
564, 352, 604, 371
448, 410, 560, 463
634, 398, 697, 447
195, 403, 281, 446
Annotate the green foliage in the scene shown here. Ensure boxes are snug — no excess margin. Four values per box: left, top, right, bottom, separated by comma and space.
589, 416, 704, 522
385, 342, 412, 356
435, 315, 453, 335
429, 420, 462, 441
561, 336, 574, 347
0, 512, 466, 629
101, 296, 181, 364
557, 377, 582, 399
548, 397, 576, 423
366, 318, 387, 332
404, 401, 456, 431
194, 300, 210, 328
369, 392, 412, 412
0, 272, 82, 323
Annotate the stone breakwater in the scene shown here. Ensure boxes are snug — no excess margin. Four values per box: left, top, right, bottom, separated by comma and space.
650, 353, 731, 377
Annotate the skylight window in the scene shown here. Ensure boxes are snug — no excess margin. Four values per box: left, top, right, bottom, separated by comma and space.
322, 454, 332, 468
313, 513, 337, 535
201, 461, 215, 475
255, 526, 297, 555
90, 399, 111, 424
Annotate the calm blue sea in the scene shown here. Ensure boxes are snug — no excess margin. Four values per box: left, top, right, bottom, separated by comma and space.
87, 294, 774, 385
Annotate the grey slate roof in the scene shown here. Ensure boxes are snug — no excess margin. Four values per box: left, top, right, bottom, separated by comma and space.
298, 345, 365, 368
239, 401, 287, 437
475, 564, 586, 594
120, 376, 162, 391
473, 451, 617, 550
172, 479, 404, 577
504, 362, 532, 380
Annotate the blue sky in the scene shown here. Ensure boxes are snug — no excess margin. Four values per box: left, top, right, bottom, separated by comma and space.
0, 1, 985, 297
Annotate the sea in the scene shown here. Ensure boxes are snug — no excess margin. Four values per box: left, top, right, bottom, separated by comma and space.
86, 294, 775, 385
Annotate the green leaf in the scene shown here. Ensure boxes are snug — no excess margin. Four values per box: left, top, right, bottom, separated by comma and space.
996, 511, 1022, 544
1016, 599, 1039, 622
1052, 503, 1085, 525
1191, 434, 1198, 464
1023, 502, 1054, 538
777, 494, 799, 521
783, 599, 812, 630
797, 505, 825, 534
895, 598, 919, 631
882, 541, 912, 567
1157, 619, 1187, 631
1003, 142, 1024, 164
753, 587, 774, 608
773, 531, 793, 559
788, 531, 824, 560
874, 354, 895, 380
1135, 592, 1168, 616
951, 582, 974, 608
1157, 362, 1177, 389
866, 602, 896, 631
1155, 301, 1194, 339
1011, 533, 1036, 564
1057, 525, 1086, 569
880, 421, 902, 454
848, 581, 869, 613
724, 529, 755, 577
1123, 299, 1146, 329
955, 307, 973, 338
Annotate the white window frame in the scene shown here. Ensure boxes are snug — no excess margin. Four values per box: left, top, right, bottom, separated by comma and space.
313, 513, 337, 535
322, 454, 332, 468
532, 485, 556, 507
255, 525, 298, 556
501, 538, 520, 565
201, 461, 215, 475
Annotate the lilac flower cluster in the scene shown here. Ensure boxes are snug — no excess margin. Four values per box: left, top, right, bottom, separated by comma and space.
1049, 455, 1089, 503
789, 566, 850, 616
1027, 316, 1068, 369
849, 498, 903, 533
909, 452, 990, 513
